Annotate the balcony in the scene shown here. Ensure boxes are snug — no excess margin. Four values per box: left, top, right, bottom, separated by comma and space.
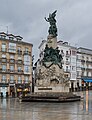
0, 83, 9, 87
9, 80, 16, 84
81, 76, 92, 79
17, 80, 22, 83
8, 48, 16, 53
64, 69, 70, 73
17, 60, 23, 64
1, 79, 7, 83
65, 54, 70, 57
86, 60, 92, 64
24, 80, 29, 83
0, 69, 24, 74
23, 51, 31, 56
1, 58, 7, 63
0, 69, 15, 74
77, 75, 81, 79
66, 69, 70, 72
10, 70, 15, 72
66, 61, 70, 65
86, 67, 92, 70
1, 69, 7, 72
9, 59, 15, 64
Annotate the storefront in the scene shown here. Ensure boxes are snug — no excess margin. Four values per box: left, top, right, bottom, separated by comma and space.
0, 83, 9, 97
81, 78, 92, 90
9, 84, 16, 97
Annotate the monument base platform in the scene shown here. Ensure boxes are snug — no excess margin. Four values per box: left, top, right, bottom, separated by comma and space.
19, 92, 82, 102
34, 86, 69, 93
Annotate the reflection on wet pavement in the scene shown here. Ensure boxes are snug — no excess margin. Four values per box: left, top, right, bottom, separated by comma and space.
0, 91, 92, 120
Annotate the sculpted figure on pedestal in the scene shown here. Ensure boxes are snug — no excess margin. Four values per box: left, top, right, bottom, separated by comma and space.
45, 10, 57, 37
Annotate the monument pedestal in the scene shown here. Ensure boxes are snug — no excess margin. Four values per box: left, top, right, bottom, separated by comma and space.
34, 64, 69, 93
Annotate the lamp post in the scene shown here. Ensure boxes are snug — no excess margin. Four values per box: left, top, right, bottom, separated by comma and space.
32, 55, 34, 93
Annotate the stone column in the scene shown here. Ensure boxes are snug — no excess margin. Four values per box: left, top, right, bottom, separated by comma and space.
47, 34, 57, 49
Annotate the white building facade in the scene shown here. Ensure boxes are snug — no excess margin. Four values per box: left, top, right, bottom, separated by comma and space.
77, 47, 92, 89
57, 41, 77, 91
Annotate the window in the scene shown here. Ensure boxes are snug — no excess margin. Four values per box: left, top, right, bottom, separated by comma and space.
66, 66, 68, 69
24, 76, 29, 83
24, 55, 30, 65
10, 65, 14, 71
2, 64, 6, 71
66, 51, 68, 55
9, 43, 16, 53
0, 35, 6, 39
71, 57, 76, 63
9, 37, 14, 40
2, 43, 6, 52
18, 47, 21, 51
17, 47, 22, 55
2, 75, 6, 83
66, 58, 68, 61
86, 57, 89, 60
86, 64, 89, 68
10, 75, 14, 80
77, 71, 80, 77
71, 73, 76, 79
18, 76, 22, 83
10, 75, 14, 83
18, 66, 21, 72
18, 55, 22, 59
72, 66, 76, 71
82, 56, 84, 59
24, 66, 29, 72
81, 72, 84, 76
87, 72, 89, 76
61, 50, 64, 54
72, 50, 76, 55
70, 50, 71, 55
25, 47, 28, 52
66, 66, 69, 71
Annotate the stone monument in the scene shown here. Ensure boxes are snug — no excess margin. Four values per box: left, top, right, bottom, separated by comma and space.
34, 10, 70, 93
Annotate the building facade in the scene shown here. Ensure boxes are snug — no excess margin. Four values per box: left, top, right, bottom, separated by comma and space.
57, 41, 77, 91
0, 32, 33, 97
77, 47, 92, 89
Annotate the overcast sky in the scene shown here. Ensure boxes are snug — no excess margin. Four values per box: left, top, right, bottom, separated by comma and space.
0, 0, 92, 61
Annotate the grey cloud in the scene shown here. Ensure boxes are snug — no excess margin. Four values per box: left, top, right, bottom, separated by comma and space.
0, 0, 92, 61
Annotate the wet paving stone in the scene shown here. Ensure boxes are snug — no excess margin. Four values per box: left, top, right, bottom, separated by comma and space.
0, 91, 92, 120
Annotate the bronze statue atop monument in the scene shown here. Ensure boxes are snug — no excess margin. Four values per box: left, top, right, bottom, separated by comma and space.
45, 10, 57, 37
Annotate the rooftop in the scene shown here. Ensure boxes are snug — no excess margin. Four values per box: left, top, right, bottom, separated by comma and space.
0, 32, 33, 46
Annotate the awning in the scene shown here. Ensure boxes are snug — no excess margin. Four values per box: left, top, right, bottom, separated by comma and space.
82, 78, 92, 83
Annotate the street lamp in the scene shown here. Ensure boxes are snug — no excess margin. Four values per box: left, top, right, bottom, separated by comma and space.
32, 55, 34, 93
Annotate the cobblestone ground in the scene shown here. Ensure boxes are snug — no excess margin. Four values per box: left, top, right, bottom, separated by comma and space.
0, 90, 92, 120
